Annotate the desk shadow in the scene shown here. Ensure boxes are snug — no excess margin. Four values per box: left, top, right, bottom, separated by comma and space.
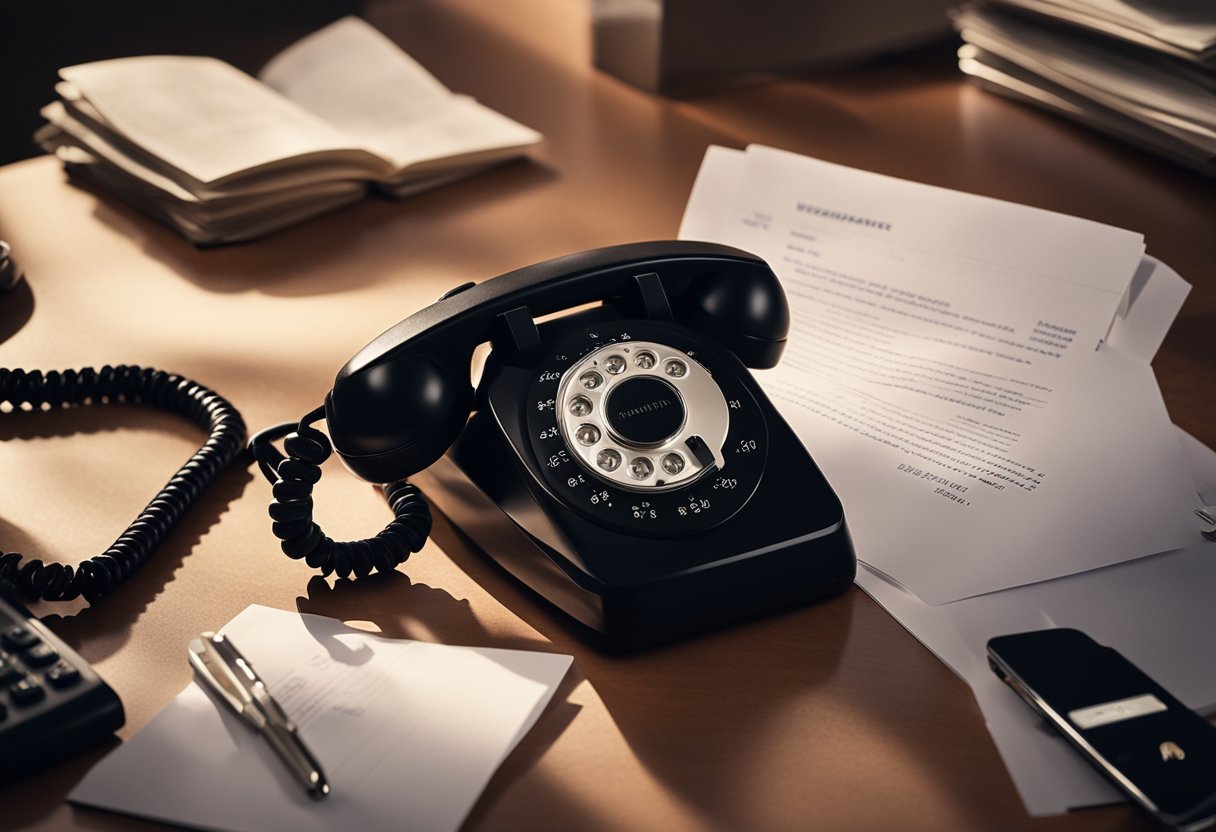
428, 507, 856, 829
77, 159, 558, 299
32, 463, 251, 660
294, 571, 551, 655
0, 401, 202, 443
804, 37, 961, 94
3, 403, 253, 661
0, 277, 33, 345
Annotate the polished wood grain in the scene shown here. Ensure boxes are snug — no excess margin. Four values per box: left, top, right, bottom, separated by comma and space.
0, 1, 1211, 829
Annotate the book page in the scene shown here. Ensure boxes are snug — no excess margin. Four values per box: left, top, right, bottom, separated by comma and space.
680, 145, 1196, 604
60, 56, 386, 187
259, 17, 541, 176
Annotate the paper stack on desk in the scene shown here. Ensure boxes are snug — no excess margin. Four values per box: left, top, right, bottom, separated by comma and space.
33, 17, 542, 245
680, 144, 1212, 815
952, 2, 1216, 177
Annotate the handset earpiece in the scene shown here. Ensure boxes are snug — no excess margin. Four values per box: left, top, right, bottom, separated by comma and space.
325, 353, 474, 483
675, 263, 790, 369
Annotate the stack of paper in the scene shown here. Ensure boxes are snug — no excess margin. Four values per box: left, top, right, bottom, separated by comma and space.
983, 0, 1216, 63
680, 144, 1212, 816
34, 17, 542, 245
952, 3, 1216, 177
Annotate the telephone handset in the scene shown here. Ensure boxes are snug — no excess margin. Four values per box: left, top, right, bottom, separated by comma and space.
253, 241, 855, 646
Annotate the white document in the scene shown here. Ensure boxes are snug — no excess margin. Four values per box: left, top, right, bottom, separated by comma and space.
680, 145, 1197, 603
859, 539, 1216, 815
856, 427, 1216, 816
1105, 256, 1191, 365
70, 605, 572, 832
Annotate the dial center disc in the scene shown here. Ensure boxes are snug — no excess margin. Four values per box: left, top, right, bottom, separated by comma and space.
603, 376, 685, 446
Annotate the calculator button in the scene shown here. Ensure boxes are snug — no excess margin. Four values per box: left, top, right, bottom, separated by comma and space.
8, 676, 45, 706
24, 642, 58, 668
45, 661, 81, 689
0, 655, 21, 685
2, 625, 39, 651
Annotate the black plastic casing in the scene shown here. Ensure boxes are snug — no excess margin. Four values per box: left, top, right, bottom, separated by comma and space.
329, 241, 854, 647
419, 306, 854, 649
0, 582, 125, 782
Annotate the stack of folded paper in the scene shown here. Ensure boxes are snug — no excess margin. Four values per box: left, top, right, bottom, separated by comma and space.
952, 1, 1216, 177
34, 17, 542, 245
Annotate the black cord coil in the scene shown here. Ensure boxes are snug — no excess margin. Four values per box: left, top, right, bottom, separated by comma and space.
249, 406, 431, 580
0, 366, 247, 603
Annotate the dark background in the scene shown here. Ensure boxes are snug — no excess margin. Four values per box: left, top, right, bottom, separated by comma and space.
0, 1, 360, 165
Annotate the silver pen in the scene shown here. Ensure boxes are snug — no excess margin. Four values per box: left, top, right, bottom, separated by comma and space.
187, 631, 330, 799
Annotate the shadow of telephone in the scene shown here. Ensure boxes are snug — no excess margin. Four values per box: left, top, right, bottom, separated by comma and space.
252, 241, 854, 647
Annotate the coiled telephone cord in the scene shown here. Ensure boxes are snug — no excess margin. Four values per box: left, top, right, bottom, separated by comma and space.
0, 366, 247, 603
249, 407, 431, 580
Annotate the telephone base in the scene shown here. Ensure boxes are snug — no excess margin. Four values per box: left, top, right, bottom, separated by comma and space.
414, 410, 855, 649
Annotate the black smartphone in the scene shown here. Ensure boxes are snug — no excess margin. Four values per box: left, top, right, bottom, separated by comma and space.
987, 628, 1216, 831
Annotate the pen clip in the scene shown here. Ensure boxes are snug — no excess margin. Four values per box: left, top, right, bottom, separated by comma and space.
188, 632, 263, 727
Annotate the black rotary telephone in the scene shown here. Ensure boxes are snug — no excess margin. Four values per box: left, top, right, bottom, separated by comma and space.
253, 241, 855, 646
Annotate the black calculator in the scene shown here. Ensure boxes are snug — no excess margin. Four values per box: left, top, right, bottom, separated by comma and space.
0, 581, 124, 782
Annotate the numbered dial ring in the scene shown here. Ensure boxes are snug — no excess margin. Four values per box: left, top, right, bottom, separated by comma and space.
525, 322, 768, 537
556, 341, 727, 492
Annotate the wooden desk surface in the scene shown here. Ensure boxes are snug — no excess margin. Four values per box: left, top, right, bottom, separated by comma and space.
1, 1, 1212, 830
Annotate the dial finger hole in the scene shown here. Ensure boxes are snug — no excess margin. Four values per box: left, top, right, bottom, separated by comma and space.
597, 448, 622, 471
664, 359, 688, 378
628, 457, 654, 480
569, 395, 593, 417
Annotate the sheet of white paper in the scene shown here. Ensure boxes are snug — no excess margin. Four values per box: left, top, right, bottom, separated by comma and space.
734, 144, 1144, 329
855, 429, 1216, 816
1105, 256, 1191, 365
678, 144, 745, 242
855, 561, 1121, 812
680, 145, 1196, 603
861, 539, 1216, 814
858, 539, 1216, 815
1178, 430, 1216, 506
70, 605, 572, 832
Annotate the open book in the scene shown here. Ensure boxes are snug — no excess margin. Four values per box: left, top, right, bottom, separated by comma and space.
35, 17, 543, 244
